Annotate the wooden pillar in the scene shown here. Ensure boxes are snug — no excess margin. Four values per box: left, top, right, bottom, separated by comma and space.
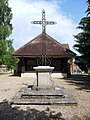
61, 58, 67, 73
67, 59, 71, 77
21, 57, 25, 73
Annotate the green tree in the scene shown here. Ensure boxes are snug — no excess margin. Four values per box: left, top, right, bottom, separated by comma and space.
0, 0, 16, 71
0, 0, 13, 65
74, 0, 90, 72
0, 39, 7, 65
5, 40, 17, 72
0, 0, 12, 39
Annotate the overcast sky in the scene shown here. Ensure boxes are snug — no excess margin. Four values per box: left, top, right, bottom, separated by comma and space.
9, 0, 87, 53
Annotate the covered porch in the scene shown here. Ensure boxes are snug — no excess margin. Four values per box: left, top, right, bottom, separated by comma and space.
16, 55, 70, 78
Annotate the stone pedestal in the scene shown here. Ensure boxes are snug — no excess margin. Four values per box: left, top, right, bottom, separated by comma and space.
33, 66, 54, 89
13, 67, 77, 105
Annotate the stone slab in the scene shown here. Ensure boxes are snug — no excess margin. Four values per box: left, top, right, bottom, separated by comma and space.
33, 66, 54, 72
21, 72, 67, 78
12, 86, 77, 105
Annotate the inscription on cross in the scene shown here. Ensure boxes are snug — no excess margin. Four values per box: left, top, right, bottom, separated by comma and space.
31, 9, 56, 65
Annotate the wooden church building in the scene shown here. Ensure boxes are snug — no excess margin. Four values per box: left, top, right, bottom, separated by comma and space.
13, 33, 75, 78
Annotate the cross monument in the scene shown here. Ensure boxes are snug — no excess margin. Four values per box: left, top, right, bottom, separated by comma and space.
31, 9, 56, 66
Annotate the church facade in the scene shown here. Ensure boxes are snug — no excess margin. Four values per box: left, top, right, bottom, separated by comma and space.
13, 33, 75, 77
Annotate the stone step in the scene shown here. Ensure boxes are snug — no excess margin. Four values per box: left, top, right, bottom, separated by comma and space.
12, 87, 77, 105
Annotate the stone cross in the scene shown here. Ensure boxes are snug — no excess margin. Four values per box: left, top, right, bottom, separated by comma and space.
31, 9, 56, 65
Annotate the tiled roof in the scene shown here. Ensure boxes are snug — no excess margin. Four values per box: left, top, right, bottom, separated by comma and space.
13, 33, 73, 57
62, 44, 70, 49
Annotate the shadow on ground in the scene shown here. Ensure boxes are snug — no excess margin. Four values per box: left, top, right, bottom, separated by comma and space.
0, 100, 64, 120
66, 75, 90, 91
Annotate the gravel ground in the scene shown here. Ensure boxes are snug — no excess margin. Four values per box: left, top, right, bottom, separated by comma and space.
0, 74, 90, 120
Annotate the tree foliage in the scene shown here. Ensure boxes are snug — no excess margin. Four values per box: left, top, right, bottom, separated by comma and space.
74, 0, 90, 72
0, 0, 12, 39
0, 0, 16, 70
5, 40, 17, 71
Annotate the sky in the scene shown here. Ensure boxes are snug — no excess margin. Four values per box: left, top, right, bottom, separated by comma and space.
9, 0, 87, 53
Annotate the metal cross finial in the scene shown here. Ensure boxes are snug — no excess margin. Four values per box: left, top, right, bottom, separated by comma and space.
31, 9, 56, 33
31, 9, 56, 66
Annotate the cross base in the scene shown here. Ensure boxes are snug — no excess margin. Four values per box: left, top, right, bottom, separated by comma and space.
33, 66, 54, 89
